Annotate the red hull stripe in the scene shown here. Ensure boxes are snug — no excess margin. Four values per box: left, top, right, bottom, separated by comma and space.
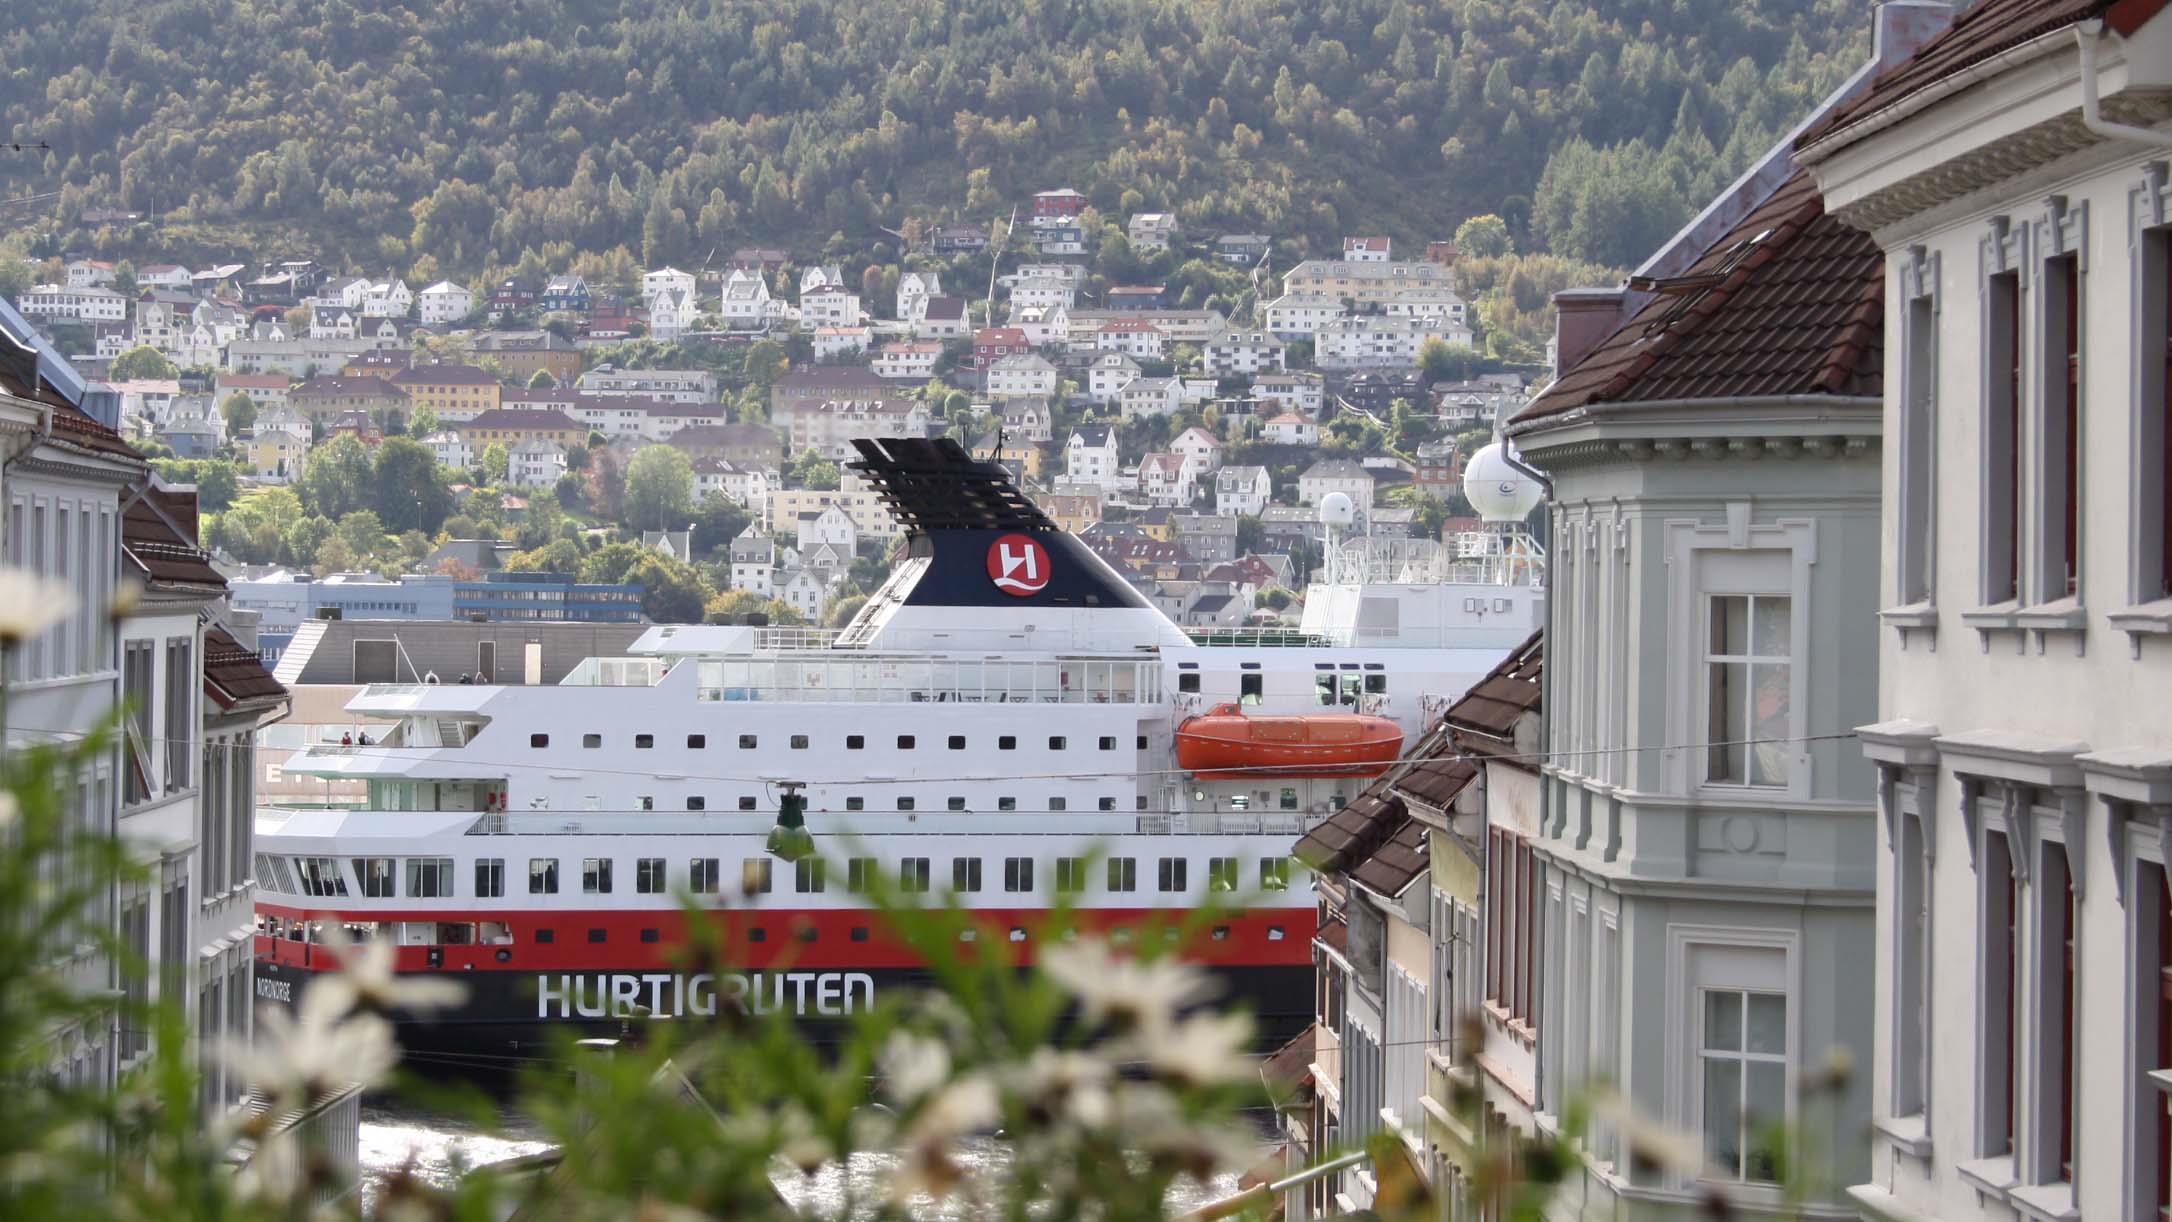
255, 903, 1317, 975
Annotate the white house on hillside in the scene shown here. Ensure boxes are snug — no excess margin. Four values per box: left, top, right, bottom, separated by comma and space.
1088, 353, 1141, 404
1215, 465, 1272, 517
1064, 426, 1120, 492
417, 281, 474, 325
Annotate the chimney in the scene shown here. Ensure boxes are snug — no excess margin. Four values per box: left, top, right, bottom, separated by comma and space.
1550, 287, 1626, 377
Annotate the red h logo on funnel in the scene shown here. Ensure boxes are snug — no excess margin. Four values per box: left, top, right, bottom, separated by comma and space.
986, 534, 1051, 596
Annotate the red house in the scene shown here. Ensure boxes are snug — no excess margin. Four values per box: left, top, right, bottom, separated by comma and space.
971, 326, 1029, 371
1031, 188, 1086, 226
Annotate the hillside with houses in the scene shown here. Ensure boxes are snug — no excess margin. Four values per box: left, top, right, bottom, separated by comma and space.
6, 212, 1533, 639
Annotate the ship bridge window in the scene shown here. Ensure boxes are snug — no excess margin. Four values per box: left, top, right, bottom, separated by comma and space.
1108, 858, 1139, 892
636, 858, 666, 894
1261, 857, 1293, 890
529, 734, 549, 748
1158, 858, 1189, 892
689, 859, 720, 894
953, 858, 982, 892
354, 857, 396, 898
529, 858, 559, 894
583, 734, 601, 748
1207, 858, 1239, 892
582, 858, 613, 894
1241, 674, 1263, 703
900, 858, 932, 893
475, 859, 504, 898
795, 859, 826, 893
405, 857, 455, 898
742, 859, 772, 894
296, 857, 348, 897
1005, 858, 1034, 892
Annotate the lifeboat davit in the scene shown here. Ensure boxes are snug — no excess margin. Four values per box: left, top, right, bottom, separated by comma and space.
1175, 703, 1404, 779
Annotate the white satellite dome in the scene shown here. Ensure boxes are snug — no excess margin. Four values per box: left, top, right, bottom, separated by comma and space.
1463, 440, 1545, 522
1318, 491, 1357, 527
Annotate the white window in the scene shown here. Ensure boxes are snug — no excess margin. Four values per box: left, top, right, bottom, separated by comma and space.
1897, 248, 1939, 609
404, 857, 454, 898
1699, 988, 1788, 1182
1703, 594, 1791, 788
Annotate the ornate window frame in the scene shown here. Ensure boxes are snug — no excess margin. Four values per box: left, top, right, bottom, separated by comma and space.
1887, 244, 1943, 641
2112, 160, 2172, 650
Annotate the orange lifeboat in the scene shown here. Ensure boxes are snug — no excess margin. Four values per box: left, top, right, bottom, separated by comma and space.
1175, 703, 1404, 779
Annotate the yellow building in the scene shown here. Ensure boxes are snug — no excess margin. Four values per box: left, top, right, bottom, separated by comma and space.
456, 407, 585, 451
1037, 493, 1102, 534
765, 484, 904, 541
391, 362, 503, 421
246, 428, 309, 482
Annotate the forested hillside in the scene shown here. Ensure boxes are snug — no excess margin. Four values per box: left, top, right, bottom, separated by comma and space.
4, 0, 1870, 275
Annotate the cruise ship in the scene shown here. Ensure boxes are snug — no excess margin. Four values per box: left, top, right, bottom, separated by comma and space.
251, 437, 1544, 1053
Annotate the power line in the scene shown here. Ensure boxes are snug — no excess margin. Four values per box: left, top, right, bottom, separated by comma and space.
8, 725, 1861, 791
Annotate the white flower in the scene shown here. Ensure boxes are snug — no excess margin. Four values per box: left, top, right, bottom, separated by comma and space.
1590, 1088, 1707, 1179
879, 1031, 952, 1105
0, 567, 76, 645
773, 1107, 833, 1176
224, 1002, 400, 1104
1009, 1047, 1114, 1129
1136, 1010, 1254, 1087
888, 1134, 967, 1204
1040, 937, 1216, 1035
311, 932, 467, 1016
910, 1073, 1000, 1143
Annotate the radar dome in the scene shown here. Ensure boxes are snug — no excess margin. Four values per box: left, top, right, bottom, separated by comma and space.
1463, 441, 1544, 522
1318, 491, 1357, 527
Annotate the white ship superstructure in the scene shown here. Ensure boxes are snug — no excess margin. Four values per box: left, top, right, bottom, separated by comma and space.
251, 438, 1542, 1048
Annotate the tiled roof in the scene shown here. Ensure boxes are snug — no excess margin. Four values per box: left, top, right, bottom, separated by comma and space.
1293, 788, 1406, 875
203, 626, 285, 711
1350, 818, 1428, 898
460, 408, 581, 431
1394, 752, 1478, 810
1513, 172, 1881, 428
1261, 1023, 1317, 1092
392, 363, 497, 386
1798, 0, 2161, 151
122, 488, 225, 591
1443, 631, 1543, 752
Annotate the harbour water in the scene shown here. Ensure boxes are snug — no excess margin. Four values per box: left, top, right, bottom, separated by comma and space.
360, 1100, 1246, 1216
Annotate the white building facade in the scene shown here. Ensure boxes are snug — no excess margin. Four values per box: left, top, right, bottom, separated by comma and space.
1795, 9, 2172, 1222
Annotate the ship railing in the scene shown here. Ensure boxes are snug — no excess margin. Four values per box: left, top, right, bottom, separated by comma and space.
694, 655, 1162, 706
445, 810, 1316, 836
753, 626, 843, 650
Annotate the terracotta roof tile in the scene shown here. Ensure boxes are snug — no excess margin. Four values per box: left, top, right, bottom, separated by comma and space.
1350, 818, 1428, 898
1513, 172, 1882, 429
203, 627, 285, 710
122, 488, 225, 590
1395, 754, 1478, 809
1262, 1023, 1317, 1091
1797, 0, 2162, 151
1293, 788, 1406, 875
1443, 632, 1544, 754
1315, 914, 1348, 956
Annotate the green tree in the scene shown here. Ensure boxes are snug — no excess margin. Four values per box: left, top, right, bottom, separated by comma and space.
1418, 340, 1485, 385
476, 442, 509, 485
689, 492, 752, 560
825, 592, 869, 629
407, 404, 440, 438
788, 449, 841, 491
624, 445, 695, 531
336, 510, 388, 558
217, 392, 257, 435
1454, 214, 1514, 260
110, 346, 177, 381
372, 437, 453, 535
298, 434, 376, 519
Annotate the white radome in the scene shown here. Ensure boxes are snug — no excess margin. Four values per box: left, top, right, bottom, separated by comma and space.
1462, 441, 1544, 522
1317, 491, 1356, 528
